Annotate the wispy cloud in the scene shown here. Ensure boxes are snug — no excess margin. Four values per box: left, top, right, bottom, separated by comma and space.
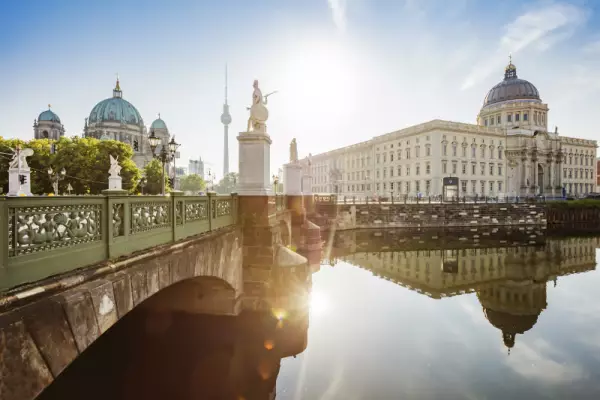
462, 2, 588, 90
582, 39, 600, 54
327, 0, 348, 32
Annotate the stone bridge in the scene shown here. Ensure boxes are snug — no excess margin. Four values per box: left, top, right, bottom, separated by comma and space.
0, 193, 321, 399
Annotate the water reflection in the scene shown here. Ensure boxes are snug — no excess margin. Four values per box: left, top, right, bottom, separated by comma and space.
330, 229, 598, 350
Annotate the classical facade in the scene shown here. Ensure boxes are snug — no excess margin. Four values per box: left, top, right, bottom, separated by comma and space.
302, 60, 597, 198
33, 106, 65, 140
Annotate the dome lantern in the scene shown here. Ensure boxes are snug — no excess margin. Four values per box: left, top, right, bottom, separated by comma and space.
113, 75, 122, 98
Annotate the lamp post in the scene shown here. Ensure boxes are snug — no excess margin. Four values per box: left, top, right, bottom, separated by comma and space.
168, 136, 181, 190
139, 176, 147, 195
148, 130, 178, 195
206, 168, 216, 191
272, 174, 279, 194
48, 166, 66, 195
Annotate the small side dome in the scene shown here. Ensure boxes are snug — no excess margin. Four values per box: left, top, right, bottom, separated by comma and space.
151, 116, 168, 130
38, 106, 61, 123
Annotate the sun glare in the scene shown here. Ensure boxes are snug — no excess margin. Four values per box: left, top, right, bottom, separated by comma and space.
310, 291, 331, 316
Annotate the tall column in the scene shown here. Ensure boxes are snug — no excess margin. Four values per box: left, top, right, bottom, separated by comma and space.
548, 160, 554, 195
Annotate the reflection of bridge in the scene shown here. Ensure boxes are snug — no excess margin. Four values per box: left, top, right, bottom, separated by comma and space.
329, 228, 598, 350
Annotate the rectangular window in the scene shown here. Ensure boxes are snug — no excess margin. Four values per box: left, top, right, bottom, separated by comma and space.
462, 164, 467, 174
498, 149, 502, 159
390, 167, 394, 177
383, 183, 386, 190
498, 181, 503, 192
489, 181, 494, 192
498, 165, 503, 176
452, 163, 457, 174
416, 166, 420, 176
416, 147, 420, 158
416, 181, 420, 192
497, 115, 501, 124
481, 147, 485, 158
390, 154, 394, 162
442, 145, 447, 156
507, 114, 512, 122
452, 145, 457, 157
390, 182, 394, 190
461, 181, 467, 193
489, 164, 494, 175
426, 146, 431, 156
481, 164, 485, 175
524, 113, 528, 121
472, 164, 476, 175
515, 113, 520, 122
462, 146, 466, 157
383, 169, 387, 178
426, 180, 431, 194
383, 154, 386, 163
484, 119, 488, 126
442, 162, 447, 174
471, 180, 476, 194
426, 163, 431, 174
406, 149, 411, 159
490, 117, 494, 126
407, 167, 410, 176
376, 155, 380, 164
472, 147, 476, 158
398, 166, 402, 176
480, 181, 485, 194
406, 182, 410, 193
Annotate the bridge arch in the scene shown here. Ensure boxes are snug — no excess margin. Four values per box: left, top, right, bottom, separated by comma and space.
0, 227, 243, 400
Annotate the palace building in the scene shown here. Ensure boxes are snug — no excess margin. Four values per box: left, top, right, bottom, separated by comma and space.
303, 60, 597, 198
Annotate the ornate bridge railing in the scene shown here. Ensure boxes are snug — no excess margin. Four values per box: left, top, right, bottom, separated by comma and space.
0, 192, 238, 292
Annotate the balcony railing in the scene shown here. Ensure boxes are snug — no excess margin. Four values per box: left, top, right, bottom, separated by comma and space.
0, 192, 238, 292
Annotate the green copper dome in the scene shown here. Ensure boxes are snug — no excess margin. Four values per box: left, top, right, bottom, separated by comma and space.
150, 117, 168, 130
88, 80, 143, 126
38, 108, 61, 123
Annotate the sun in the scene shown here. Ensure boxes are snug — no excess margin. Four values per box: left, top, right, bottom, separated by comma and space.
309, 290, 331, 316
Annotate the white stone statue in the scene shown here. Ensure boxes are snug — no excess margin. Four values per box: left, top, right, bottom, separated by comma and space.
246, 80, 277, 133
109, 155, 122, 177
290, 138, 298, 163
9, 148, 34, 169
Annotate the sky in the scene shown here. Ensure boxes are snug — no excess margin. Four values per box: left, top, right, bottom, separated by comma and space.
2, 0, 600, 179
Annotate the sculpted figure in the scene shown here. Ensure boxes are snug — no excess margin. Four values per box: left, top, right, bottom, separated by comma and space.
9, 147, 34, 169
109, 154, 122, 177
246, 80, 277, 132
290, 138, 298, 163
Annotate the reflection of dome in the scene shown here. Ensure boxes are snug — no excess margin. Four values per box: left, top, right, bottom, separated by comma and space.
150, 117, 168, 130
88, 80, 143, 125
483, 308, 539, 348
482, 62, 541, 107
38, 108, 61, 123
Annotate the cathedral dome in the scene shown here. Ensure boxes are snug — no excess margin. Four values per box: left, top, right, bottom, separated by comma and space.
482, 61, 541, 107
150, 117, 168, 130
38, 107, 61, 123
88, 79, 143, 125
483, 308, 539, 348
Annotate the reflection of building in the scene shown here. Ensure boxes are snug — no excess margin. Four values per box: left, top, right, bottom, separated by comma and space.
337, 232, 597, 349
302, 59, 597, 197
33, 106, 65, 140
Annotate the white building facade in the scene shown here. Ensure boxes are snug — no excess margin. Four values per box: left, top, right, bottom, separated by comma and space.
303, 61, 597, 198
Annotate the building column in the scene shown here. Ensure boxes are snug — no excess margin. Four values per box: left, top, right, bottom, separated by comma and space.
548, 160, 554, 196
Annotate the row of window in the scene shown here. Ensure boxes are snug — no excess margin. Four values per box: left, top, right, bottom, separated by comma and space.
442, 162, 503, 177
563, 168, 595, 180
372, 180, 505, 194
377, 136, 431, 152
442, 144, 503, 160
376, 146, 431, 163
483, 110, 546, 127
566, 154, 594, 166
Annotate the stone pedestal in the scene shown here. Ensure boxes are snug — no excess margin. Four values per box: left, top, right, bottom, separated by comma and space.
108, 176, 122, 190
283, 163, 302, 195
8, 168, 32, 196
237, 131, 273, 196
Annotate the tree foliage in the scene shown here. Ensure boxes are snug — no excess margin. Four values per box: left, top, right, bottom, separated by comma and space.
143, 159, 170, 195
179, 174, 206, 193
0, 137, 141, 195
214, 172, 238, 194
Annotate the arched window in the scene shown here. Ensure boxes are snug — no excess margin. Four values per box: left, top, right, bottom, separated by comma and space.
42, 130, 49, 138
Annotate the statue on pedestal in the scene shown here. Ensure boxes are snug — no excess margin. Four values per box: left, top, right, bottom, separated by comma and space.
247, 80, 277, 133
109, 155, 122, 177
9, 148, 33, 169
290, 138, 298, 163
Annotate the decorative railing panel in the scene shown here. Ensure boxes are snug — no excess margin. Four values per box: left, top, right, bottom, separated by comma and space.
130, 201, 171, 234
276, 195, 286, 212
186, 200, 208, 221
216, 199, 231, 217
8, 204, 102, 257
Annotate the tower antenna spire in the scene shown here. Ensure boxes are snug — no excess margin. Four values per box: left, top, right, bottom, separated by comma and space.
225, 63, 228, 104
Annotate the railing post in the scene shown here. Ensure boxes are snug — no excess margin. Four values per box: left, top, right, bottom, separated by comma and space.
171, 190, 184, 242
0, 197, 7, 270
102, 189, 128, 259
231, 192, 238, 225
207, 191, 215, 231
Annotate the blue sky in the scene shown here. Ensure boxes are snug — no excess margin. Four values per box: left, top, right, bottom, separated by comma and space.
1, 0, 600, 178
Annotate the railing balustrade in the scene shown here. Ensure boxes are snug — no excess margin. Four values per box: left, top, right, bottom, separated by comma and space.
0, 192, 238, 291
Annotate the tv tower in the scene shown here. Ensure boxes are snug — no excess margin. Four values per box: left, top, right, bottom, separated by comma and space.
220, 65, 232, 176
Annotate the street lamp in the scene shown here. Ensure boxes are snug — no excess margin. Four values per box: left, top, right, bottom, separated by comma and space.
148, 130, 178, 195
272, 174, 279, 194
168, 136, 181, 189
206, 169, 216, 191
48, 167, 66, 195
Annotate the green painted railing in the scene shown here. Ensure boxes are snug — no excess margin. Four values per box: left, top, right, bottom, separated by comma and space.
0, 192, 238, 292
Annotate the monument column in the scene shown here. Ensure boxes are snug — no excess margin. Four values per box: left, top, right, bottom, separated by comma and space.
237, 80, 309, 312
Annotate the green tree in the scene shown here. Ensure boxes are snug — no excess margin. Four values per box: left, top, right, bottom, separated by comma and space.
214, 172, 238, 194
179, 174, 206, 193
143, 159, 170, 195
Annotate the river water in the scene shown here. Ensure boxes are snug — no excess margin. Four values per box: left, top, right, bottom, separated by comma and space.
39, 228, 600, 400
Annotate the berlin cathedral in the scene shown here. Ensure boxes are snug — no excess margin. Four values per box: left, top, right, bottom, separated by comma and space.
33, 78, 171, 169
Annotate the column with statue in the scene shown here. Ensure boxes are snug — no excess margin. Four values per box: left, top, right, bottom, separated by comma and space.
7, 146, 33, 196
